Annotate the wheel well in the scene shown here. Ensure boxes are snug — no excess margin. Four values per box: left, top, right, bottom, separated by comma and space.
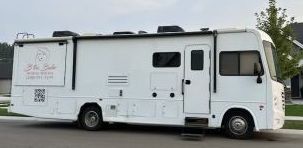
221, 108, 255, 127
78, 103, 102, 119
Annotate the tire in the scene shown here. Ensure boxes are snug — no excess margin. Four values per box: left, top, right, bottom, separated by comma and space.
72, 120, 82, 128
223, 112, 254, 139
79, 106, 103, 131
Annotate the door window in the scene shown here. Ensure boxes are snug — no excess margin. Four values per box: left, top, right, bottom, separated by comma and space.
191, 50, 204, 70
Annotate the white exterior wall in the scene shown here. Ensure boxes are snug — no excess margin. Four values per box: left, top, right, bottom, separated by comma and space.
209, 31, 267, 129
10, 30, 284, 130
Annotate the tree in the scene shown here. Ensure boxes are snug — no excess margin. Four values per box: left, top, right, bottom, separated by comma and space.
0, 42, 14, 63
255, 0, 302, 80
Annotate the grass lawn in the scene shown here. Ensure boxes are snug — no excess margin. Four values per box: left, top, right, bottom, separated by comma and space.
0, 108, 27, 117
0, 104, 9, 107
286, 105, 303, 116
283, 120, 303, 130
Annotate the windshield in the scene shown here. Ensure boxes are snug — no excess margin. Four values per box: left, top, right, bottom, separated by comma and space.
263, 41, 281, 81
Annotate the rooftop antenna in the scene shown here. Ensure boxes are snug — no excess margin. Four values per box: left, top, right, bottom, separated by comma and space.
16, 32, 35, 39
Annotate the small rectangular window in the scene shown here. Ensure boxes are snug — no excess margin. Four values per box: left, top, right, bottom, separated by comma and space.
220, 51, 262, 76
191, 50, 204, 70
153, 52, 181, 67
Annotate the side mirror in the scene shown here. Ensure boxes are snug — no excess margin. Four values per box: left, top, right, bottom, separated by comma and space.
254, 63, 262, 84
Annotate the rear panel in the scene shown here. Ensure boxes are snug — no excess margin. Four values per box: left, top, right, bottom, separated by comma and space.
14, 43, 67, 86
10, 41, 73, 118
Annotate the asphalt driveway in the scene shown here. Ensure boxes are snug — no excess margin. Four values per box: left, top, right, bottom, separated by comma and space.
0, 119, 303, 148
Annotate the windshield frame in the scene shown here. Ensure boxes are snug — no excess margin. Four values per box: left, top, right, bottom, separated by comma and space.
263, 40, 281, 82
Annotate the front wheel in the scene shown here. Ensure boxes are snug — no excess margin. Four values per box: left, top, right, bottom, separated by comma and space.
224, 112, 254, 139
79, 106, 103, 131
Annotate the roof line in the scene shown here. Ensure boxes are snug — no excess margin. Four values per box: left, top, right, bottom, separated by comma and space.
293, 40, 303, 49
13, 31, 214, 44
75, 31, 213, 40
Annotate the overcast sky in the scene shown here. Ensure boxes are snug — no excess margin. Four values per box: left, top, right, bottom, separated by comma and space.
0, 0, 302, 43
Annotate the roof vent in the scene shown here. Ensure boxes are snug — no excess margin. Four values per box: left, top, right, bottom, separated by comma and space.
157, 26, 185, 33
113, 31, 135, 35
200, 28, 210, 31
53, 31, 79, 37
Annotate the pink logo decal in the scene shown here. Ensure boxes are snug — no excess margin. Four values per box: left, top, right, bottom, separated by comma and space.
24, 48, 57, 80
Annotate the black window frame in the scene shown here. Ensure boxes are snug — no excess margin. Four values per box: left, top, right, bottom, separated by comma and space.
152, 52, 181, 68
219, 50, 264, 76
191, 50, 204, 70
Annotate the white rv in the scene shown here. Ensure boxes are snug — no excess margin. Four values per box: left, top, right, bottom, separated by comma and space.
9, 26, 285, 139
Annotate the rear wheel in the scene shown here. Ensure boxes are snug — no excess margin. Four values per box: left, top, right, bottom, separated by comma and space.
224, 112, 254, 139
79, 106, 103, 131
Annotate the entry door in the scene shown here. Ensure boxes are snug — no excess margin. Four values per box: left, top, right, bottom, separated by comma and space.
291, 75, 300, 98
184, 45, 210, 114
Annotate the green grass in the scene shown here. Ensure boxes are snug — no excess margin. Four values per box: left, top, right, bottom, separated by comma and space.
0, 108, 27, 117
274, 104, 303, 130
283, 120, 303, 130
0, 104, 9, 107
286, 105, 303, 116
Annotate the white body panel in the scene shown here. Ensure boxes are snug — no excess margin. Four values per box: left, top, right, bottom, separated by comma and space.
9, 29, 285, 131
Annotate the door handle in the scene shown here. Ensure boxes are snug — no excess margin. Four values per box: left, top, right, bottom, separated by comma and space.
185, 80, 191, 85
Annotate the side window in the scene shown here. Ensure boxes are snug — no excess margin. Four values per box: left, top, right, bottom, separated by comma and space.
220, 51, 262, 76
153, 52, 181, 67
191, 50, 204, 70
220, 52, 238, 75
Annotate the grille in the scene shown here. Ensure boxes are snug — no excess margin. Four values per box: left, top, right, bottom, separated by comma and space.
107, 75, 128, 85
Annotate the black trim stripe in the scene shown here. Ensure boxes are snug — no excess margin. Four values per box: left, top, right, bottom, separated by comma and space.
72, 37, 77, 90
14, 40, 68, 45
213, 30, 218, 93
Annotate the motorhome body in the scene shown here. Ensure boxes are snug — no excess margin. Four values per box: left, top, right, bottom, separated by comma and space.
10, 28, 285, 139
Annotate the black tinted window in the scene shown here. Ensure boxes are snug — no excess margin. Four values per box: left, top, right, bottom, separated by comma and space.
191, 50, 204, 70
220, 51, 261, 76
153, 52, 181, 67
220, 53, 239, 75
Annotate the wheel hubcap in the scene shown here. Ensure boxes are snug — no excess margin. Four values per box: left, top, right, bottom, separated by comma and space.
84, 111, 99, 128
229, 116, 248, 135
